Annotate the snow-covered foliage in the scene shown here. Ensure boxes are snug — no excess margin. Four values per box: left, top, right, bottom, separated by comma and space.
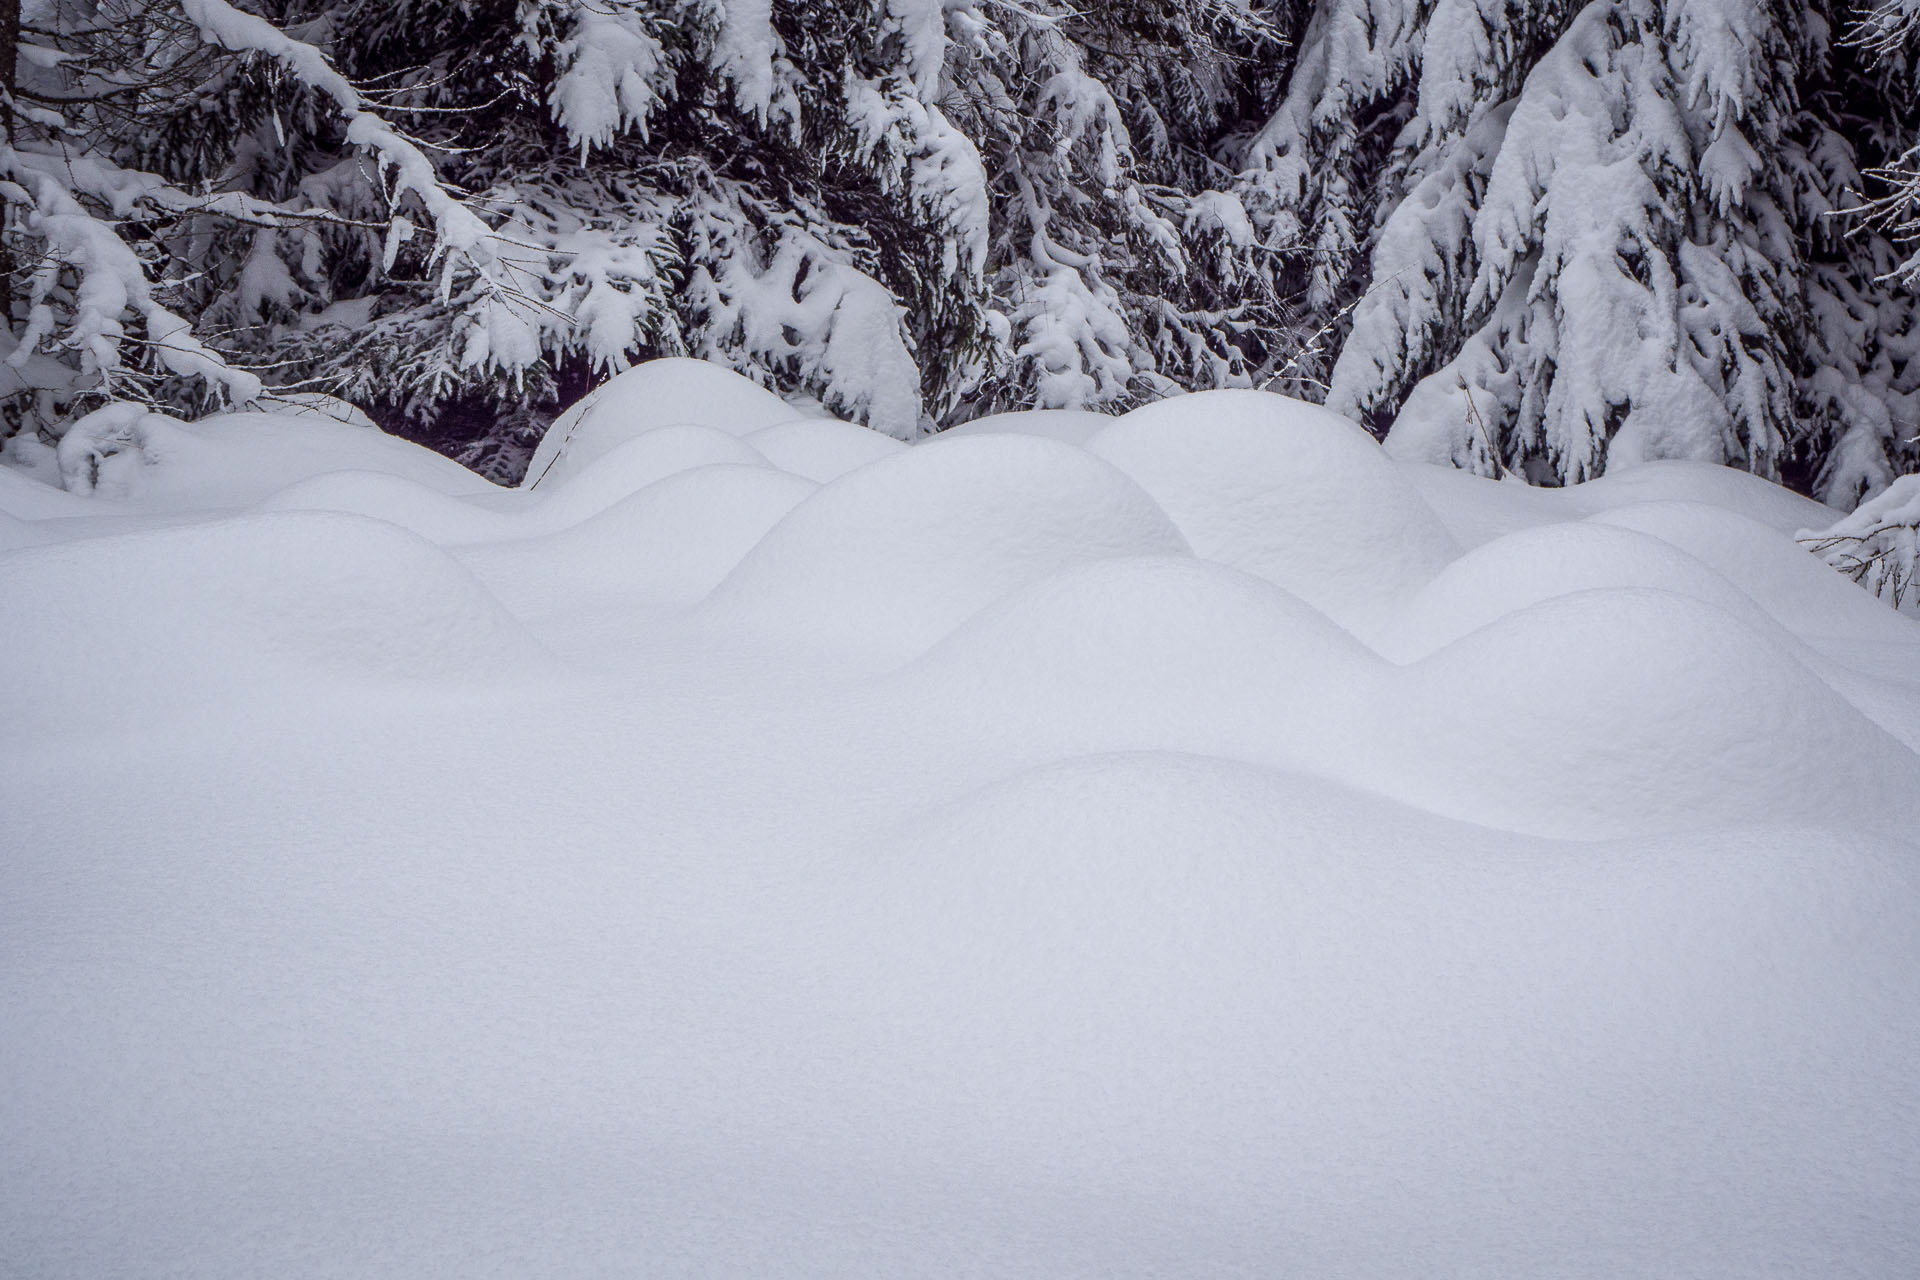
943, 1, 1290, 414
0, 0, 520, 437
1800, 472, 1920, 610
1248, 0, 1920, 505
2, 0, 1301, 478
4, 0, 1919, 499
5, 358, 1920, 1273
1238, 0, 1428, 319
233, 0, 1001, 469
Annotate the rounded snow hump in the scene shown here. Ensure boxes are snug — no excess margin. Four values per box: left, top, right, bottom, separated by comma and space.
522, 358, 805, 490
1088, 389, 1461, 645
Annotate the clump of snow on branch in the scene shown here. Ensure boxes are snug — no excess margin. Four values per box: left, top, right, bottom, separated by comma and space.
541, 1, 674, 155
685, 193, 925, 437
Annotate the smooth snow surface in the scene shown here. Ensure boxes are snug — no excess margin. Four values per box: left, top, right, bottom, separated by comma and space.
1088, 390, 1461, 645
46, 403, 492, 510
521, 355, 801, 489
4, 361, 1919, 1277
937, 407, 1117, 446
745, 418, 907, 482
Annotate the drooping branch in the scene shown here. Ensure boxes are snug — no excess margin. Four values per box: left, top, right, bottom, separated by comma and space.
1, 0, 20, 324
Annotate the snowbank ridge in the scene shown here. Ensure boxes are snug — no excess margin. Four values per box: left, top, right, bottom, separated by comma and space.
4, 359, 1918, 1277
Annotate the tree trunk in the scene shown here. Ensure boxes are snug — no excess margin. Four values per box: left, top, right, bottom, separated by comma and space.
1, 0, 19, 329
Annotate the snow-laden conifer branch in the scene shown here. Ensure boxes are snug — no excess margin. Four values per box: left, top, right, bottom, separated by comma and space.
1, 0, 553, 432
1, 146, 263, 404
175, 0, 500, 287
1800, 474, 1920, 609
6, 0, 1916, 499
1251, 0, 1915, 502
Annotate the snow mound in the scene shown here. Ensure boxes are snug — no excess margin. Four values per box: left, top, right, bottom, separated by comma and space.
1387, 521, 1784, 662
935, 407, 1116, 446
1568, 459, 1839, 533
529, 423, 771, 528
1402, 465, 1594, 547
1376, 589, 1920, 837
9, 360, 1920, 1276
256, 469, 523, 544
851, 751, 1920, 1276
902, 557, 1376, 774
0, 461, 100, 519
465, 464, 818, 613
1088, 389, 1460, 645
1401, 460, 1843, 548
0, 512, 548, 728
705, 435, 1190, 663
51, 404, 492, 508
1592, 501, 1920, 644
523, 358, 800, 489
259, 424, 804, 551
0, 509, 59, 552
745, 418, 905, 483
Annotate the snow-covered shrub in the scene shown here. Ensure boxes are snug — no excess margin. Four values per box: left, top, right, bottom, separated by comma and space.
1800, 474, 1920, 610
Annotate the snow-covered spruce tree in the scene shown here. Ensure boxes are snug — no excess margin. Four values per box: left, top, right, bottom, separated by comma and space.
1243, 0, 1920, 504
212, 0, 1013, 475
1238, 1, 1417, 306
238, 0, 1299, 469
0, 0, 998, 473
1792, 14, 1920, 506
1408, 0, 1810, 483
1232, 0, 1437, 397
256, 0, 989, 466
0, 0, 524, 448
2, 0, 277, 432
5, 2, 1304, 476
936, 0, 1292, 415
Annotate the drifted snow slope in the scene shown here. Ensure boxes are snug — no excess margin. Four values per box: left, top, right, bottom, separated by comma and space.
3, 361, 1918, 1277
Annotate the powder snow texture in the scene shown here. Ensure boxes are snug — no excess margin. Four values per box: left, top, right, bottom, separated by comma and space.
51, 404, 491, 508
520, 355, 799, 489
1087, 390, 1462, 646
3, 359, 1919, 1278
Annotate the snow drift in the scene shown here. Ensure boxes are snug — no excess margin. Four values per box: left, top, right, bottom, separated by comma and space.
3, 360, 1918, 1277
